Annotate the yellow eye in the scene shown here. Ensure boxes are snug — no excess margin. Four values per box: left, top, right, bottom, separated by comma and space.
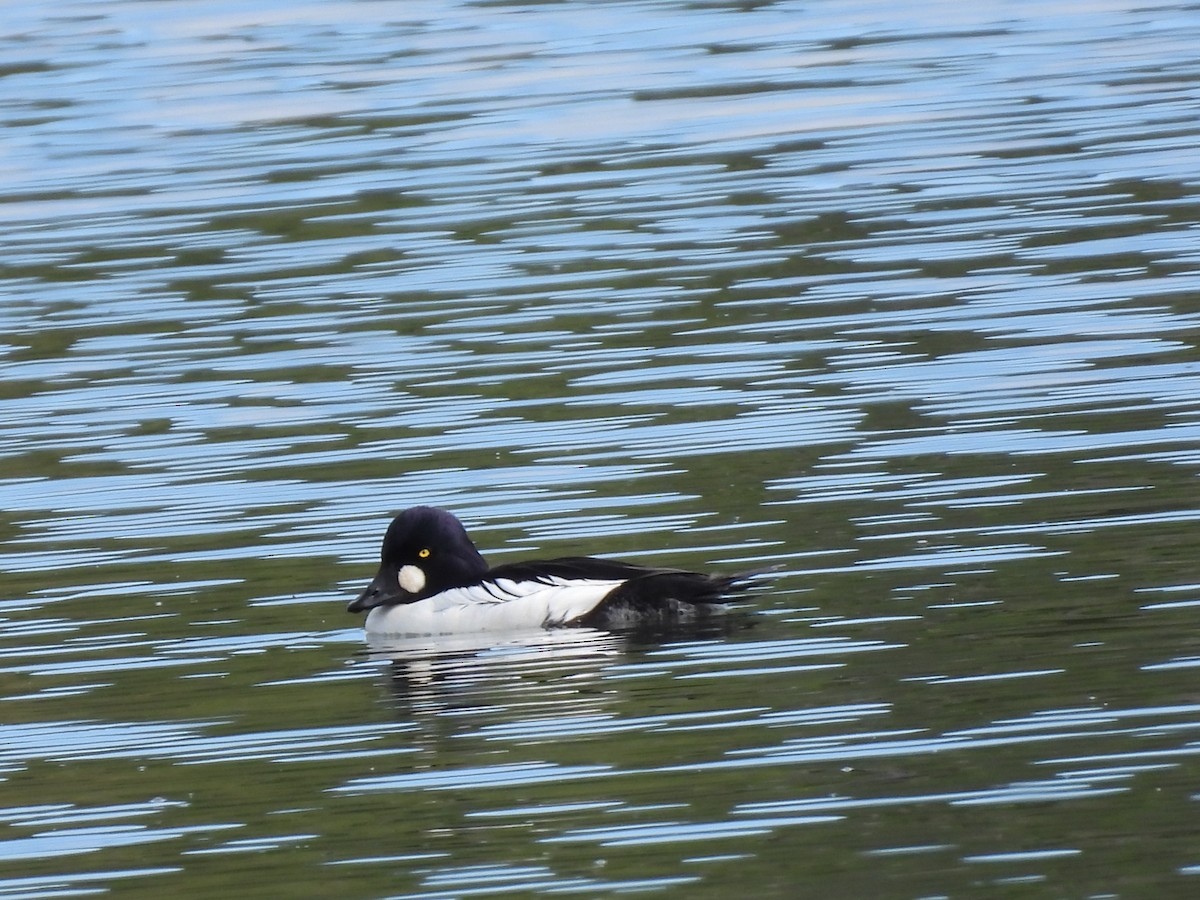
418, 548, 431, 559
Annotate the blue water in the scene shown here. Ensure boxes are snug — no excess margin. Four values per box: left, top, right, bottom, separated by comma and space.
3, 0, 1200, 896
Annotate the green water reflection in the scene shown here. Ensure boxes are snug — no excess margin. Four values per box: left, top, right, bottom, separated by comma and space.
4, 0, 1200, 897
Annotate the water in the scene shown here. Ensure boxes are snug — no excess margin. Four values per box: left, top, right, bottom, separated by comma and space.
3, 0, 1200, 896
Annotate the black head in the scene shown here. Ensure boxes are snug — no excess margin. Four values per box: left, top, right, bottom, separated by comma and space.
348, 506, 489, 613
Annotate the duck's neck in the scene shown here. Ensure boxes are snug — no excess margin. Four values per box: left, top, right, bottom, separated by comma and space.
453, 541, 490, 584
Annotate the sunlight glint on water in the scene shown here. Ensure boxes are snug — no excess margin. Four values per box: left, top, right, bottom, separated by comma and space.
2, 0, 1200, 896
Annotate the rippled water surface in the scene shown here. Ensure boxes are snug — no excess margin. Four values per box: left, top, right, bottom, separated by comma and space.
4, 0, 1200, 896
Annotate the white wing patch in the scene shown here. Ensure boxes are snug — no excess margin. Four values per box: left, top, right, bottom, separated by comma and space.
364, 575, 626, 635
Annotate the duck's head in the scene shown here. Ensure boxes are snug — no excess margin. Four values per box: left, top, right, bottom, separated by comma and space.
348, 506, 489, 612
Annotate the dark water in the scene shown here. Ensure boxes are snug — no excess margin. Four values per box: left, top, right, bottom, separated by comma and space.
3, 0, 1200, 896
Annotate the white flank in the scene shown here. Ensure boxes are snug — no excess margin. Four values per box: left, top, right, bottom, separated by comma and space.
364, 576, 626, 635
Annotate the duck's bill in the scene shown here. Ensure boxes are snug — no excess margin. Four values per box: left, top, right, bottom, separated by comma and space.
348, 568, 401, 613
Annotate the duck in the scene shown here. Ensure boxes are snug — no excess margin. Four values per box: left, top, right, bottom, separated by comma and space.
347, 506, 743, 635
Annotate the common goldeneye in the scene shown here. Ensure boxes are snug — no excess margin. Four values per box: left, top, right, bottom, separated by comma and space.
348, 506, 741, 635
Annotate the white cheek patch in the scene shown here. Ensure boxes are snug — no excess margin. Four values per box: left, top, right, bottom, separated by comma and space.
398, 564, 426, 594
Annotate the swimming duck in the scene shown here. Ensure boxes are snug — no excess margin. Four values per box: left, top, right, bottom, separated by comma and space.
348, 506, 741, 635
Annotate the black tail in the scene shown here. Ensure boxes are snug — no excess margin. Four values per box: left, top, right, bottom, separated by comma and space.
573, 570, 746, 629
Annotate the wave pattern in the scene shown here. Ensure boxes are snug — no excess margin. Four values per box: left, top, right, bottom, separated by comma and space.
2, 0, 1200, 896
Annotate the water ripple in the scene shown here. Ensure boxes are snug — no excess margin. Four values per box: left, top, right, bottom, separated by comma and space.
3, 0, 1200, 896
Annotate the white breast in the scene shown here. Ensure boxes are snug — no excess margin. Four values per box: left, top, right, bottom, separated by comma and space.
363, 576, 626, 635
